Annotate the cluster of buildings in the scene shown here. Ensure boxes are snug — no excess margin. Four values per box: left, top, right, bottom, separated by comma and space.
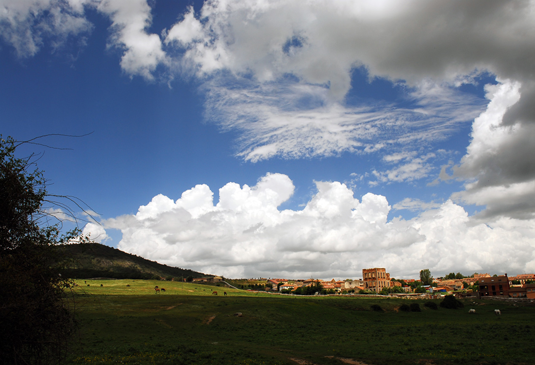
267, 268, 397, 293
478, 273, 535, 299
265, 269, 535, 299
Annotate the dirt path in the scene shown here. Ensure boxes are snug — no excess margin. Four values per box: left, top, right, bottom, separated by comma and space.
203, 315, 216, 325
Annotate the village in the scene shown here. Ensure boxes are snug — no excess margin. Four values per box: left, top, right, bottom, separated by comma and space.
193, 268, 535, 299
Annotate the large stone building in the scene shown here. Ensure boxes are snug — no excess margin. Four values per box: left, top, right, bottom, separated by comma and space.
362, 268, 392, 293
478, 274, 510, 297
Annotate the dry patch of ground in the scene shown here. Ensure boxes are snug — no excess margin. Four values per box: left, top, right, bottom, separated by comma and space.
325, 356, 370, 365
203, 315, 216, 325
289, 358, 317, 365
166, 303, 182, 310
156, 319, 173, 329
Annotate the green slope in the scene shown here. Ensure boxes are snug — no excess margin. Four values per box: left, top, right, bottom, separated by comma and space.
58, 243, 211, 280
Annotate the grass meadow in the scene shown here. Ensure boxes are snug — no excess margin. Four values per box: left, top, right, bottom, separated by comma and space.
65, 279, 535, 365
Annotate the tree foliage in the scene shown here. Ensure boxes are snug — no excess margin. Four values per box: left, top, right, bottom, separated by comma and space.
0, 136, 80, 364
419, 269, 433, 285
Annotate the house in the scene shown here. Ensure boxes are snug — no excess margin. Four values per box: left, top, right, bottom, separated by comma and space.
279, 284, 296, 292
509, 274, 535, 286
526, 283, 535, 299
478, 274, 510, 297
440, 280, 464, 291
509, 287, 527, 298
344, 279, 364, 289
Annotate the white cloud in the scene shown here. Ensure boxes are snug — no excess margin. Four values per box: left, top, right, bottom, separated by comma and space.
372, 153, 436, 184
104, 174, 535, 279
43, 207, 76, 223
393, 198, 441, 212
164, 6, 203, 46
97, 0, 167, 80
204, 80, 483, 161
82, 222, 110, 243
452, 80, 535, 219
0, 0, 93, 57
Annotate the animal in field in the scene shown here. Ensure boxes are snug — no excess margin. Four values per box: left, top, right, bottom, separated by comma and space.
224, 292, 227, 296
495, 309, 501, 316
126, 284, 130, 287
212, 291, 218, 295
469, 309, 476, 314
100, 284, 103, 287
161, 288, 166, 292
155, 288, 160, 294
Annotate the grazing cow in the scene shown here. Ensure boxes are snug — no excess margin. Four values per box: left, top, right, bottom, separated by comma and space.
212, 291, 218, 295
224, 292, 227, 296
126, 284, 130, 287
495, 309, 501, 316
155, 288, 160, 294
87, 284, 90, 287
100, 284, 103, 287
469, 309, 476, 314
161, 288, 166, 292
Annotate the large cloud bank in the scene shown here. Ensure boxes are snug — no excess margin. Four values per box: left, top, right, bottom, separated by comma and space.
100, 173, 535, 279
5, 0, 535, 276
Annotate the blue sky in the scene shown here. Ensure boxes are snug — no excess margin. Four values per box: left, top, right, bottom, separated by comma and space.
2, 0, 535, 279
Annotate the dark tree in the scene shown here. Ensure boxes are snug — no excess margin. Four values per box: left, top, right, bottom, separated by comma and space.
0, 136, 82, 364
440, 295, 465, 309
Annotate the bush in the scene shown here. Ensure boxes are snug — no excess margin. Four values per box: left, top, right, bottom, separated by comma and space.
424, 301, 438, 310
410, 303, 421, 312
440, 295, 464, 309
371, 304, 383, 312
399, 304, 410, 312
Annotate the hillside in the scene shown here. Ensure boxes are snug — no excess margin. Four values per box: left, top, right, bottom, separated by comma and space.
58, 243, 212, 280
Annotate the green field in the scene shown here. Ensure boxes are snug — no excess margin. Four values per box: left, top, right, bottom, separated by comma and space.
66, 280, 535, 365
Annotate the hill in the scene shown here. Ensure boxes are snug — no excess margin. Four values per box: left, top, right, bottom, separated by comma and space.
58, 243, 212, 280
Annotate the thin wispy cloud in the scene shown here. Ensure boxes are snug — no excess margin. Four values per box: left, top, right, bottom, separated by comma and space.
204, 79, 484, 161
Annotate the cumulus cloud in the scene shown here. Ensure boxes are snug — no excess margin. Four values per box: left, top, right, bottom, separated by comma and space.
81, 222, 110, 243
451, 80, 535, 220
96, 0, 167, 79
104, 174, 535, 279
5, 0, 535, 271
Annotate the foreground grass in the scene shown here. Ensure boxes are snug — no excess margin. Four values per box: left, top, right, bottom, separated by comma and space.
66, 280, 535, 365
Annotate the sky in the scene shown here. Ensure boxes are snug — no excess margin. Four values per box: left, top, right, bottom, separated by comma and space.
2, 0, 535, 280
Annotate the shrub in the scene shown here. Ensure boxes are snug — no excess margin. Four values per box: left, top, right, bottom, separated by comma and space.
399, 304, 410, 312
424, 301, 438, 310
440, 295, 464, 309
410, 303, 421, 312
371, 304, 383, 312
